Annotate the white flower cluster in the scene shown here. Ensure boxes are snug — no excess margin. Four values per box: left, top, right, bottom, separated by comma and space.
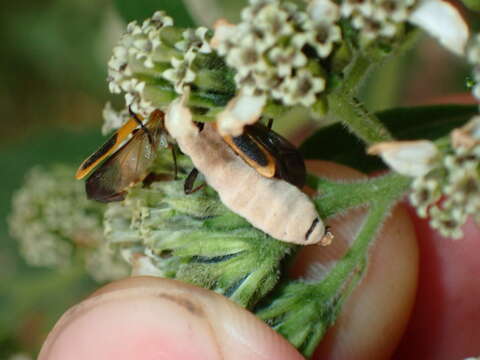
467, 34, 480, 101
340, 0, 416, 41
409, 119, 480, 239
216, 0, 341, 107
9, 166, 103, 267
163, 27, 212, 94
9, 165, 127, 281
107, 11, 174, 116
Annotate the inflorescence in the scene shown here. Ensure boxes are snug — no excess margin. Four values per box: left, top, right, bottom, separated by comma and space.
409, 130, 480, 239
107, 11, 216, 120
216, 0, 341, 107
341, 0, 417, 41
9, 165, 128, 282
407, 32, 480, 238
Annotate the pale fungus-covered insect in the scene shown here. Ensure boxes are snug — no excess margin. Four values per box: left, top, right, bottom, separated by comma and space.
165, 94, 331, 246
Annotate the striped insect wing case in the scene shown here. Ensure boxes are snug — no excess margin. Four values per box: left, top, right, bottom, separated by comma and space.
223, 123, 306, 188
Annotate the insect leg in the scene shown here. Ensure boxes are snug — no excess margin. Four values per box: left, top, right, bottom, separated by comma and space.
171, 145, 178, 180
184, 168, 205, 194
266, 118, 273, 130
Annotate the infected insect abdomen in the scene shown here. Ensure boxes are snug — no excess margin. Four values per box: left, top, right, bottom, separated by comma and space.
168, 122, 324, 245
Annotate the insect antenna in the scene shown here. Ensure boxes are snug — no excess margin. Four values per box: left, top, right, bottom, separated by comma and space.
170, 145, 178, 180
129, 106, 154, 144
266, 118, 273, 130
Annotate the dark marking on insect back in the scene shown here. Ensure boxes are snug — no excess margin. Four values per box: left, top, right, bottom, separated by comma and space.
232, 135, 269, 166
305, 218, 320, 240
80, 133, 118, 171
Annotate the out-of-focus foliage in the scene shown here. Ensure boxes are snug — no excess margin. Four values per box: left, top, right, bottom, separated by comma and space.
114, 0, 195, 27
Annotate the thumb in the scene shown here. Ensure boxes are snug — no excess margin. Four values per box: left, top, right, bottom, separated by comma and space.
38, 276, 303, 360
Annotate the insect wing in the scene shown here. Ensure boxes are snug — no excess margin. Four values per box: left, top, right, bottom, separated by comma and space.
227, 124, 306, 188
223, 131, 276, 178
247, 124, 306, 188
75, 117, 140, 180
85, 120, 161, 202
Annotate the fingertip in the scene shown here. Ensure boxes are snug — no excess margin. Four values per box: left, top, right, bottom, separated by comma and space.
39, 277, 303, 360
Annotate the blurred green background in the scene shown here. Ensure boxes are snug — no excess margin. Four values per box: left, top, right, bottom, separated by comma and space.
0, 0, 475, 357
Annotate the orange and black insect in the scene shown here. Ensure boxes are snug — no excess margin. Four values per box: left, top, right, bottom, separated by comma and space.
184, 120, 306, 194
221, 121, 306, 189
76, 109, 170, 202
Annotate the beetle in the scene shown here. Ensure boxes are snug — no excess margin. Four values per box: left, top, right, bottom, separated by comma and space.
184, 121, 307, 193
221, 121, 306, 189
75, 109, 171, 202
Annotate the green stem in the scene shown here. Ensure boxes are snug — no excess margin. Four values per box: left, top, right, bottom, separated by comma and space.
327, 91, 394, 144
310, 172, 411, 218
301, 201, 391, 357
257, 172, 411, 358
341, 53, 373, 93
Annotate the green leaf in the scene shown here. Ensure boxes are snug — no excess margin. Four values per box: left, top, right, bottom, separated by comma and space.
300, 104, 478, 173
113, 0, 196, 27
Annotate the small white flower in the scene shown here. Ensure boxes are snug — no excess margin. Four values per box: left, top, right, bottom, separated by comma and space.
176, 27, 212, 54
410, 175, 441, 217
268, 46, 307, 76
226, 38, 269, 77
150, 11, 174, 29
281, 69, 326, 107
305, 21, 342, 58
368, 140, 440, 177
308, 0, 340, 23
256, 3, 294, 38
162, 57, 197, 94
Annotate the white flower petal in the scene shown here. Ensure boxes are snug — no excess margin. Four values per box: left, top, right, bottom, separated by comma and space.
308, 0, 340, 23
409, 0, 469, 56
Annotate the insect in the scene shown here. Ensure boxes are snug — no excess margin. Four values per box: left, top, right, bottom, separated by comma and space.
221, 121, 306, 189
165, 97, 330, 246
75, 109, 169, 202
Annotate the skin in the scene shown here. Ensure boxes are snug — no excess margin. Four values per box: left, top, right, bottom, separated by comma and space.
38, 161, 479, 360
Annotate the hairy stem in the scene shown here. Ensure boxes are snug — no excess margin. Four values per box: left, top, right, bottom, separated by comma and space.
327, 91, 394, 144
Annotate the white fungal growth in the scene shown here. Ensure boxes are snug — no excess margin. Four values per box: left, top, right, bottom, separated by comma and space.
368, 140, 440, 177
409, 0, 469, 56
165, 98, 327, 245
216, 90, 267, 136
